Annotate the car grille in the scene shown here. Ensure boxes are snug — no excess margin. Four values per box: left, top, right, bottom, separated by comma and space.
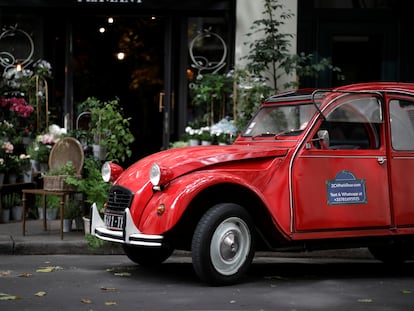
106, 186, 134, 211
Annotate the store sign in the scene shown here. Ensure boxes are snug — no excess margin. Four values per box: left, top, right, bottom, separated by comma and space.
326, 171, 367, 205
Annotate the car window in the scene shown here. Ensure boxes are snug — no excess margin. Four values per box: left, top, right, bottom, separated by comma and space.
243, 104, 317, 137
315, 96, 382, 150
390, 99, 414, 150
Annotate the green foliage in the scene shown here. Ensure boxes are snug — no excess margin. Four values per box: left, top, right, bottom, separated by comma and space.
1, 193, 21, 209
80, 97, 135, 163
65, 157, 111, 213
85, 233, 105, 251
169, 141, 189, 149
243, 0, 342, 91
232, 68, 273, 131
46, 195, 60, 209
191, 73, 233, 126
46, 161, 77, 176
64, 199, 82, 219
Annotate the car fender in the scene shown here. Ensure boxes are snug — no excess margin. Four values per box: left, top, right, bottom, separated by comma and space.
137, 170, 271, 234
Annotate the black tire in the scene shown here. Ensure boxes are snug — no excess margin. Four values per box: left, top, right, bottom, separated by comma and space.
191, 203, 255, 285
368, 243, 414, 265
123, 245, 174, 266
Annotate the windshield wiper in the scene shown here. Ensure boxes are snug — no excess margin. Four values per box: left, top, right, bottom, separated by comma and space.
273, 129, 304, 139
251, 129, 303, 140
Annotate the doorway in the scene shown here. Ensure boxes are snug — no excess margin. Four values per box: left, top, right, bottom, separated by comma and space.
72, 15, 166, 164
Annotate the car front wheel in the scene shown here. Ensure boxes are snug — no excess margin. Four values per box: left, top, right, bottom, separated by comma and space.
191, 203, 255, 285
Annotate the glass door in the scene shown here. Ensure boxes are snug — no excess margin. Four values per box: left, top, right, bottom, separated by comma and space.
72, 14, 166, 164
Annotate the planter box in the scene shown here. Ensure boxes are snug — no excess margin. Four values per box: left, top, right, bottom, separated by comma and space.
43, 175, 77, 191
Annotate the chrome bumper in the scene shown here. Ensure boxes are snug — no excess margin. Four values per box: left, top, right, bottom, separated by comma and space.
90, 203, 164, 247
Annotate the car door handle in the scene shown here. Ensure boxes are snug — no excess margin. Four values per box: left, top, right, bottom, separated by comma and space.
377, 156, 386, 165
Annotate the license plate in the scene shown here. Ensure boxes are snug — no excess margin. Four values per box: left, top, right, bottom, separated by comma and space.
104, 212, 124, 230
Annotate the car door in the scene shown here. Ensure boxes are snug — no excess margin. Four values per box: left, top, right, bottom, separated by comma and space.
291, 94, 392, 233
387, 95, 414, 227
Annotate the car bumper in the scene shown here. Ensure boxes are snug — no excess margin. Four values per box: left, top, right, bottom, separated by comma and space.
90, 203, 164, 247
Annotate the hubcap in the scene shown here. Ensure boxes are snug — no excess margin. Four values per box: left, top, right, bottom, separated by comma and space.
210, 217, 251, 276
220, 231, 239, 260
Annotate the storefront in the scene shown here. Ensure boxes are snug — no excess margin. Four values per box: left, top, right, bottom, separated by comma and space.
0, 0, 236, 162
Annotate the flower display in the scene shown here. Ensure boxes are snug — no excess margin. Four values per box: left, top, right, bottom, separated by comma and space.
0, 120, 14, 138
0, 57, 54, 182
27, 124, 67, 163
1, 97, 34, 118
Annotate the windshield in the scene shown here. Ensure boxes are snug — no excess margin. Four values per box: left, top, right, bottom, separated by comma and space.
242, 103, 318, 137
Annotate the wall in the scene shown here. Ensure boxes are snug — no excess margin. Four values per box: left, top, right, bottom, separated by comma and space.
234, 0, 298, 89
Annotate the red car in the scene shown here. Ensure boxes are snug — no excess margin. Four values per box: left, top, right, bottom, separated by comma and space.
91, 82, 414, 285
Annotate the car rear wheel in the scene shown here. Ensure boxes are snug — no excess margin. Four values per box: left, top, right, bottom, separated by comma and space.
191, 203, 255, 285
123, 245, 174, 266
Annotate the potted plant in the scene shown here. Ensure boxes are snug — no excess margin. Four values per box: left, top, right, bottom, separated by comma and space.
46, 195, 60, 220
66, 157, 110, 212
200, 127, 212, 145
1, 194, 12, 222
10, 192, 22, 221
65, 156, 111, 248
80, 97, 135, 163
63, 200, 81, 233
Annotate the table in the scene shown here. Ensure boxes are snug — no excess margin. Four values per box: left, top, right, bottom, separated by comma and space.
22, 189, 75, 240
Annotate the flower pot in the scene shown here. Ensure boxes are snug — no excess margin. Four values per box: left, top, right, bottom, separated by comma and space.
83, 216, 91, 235
92, 144, 107, 161
11, 205, 23, 221
63, 219, 73, 233
46, 208, 58, 220
2, 209, 10, 223
189, 139, 200, 146
0, 173, 4, 185
22, 170, 32, 183
38, 207, 44, 219
8, 174, 17, 184
30, 159, 40, 172
201, 140, 212, 146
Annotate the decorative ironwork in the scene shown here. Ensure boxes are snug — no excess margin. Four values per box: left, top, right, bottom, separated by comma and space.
0, 24, 34, 71
189, 28, 227, 77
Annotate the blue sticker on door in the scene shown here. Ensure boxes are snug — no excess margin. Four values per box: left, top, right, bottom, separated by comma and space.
326, 170, 367, 205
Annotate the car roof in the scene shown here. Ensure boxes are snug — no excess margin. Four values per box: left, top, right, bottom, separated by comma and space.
264, 82, 414, 104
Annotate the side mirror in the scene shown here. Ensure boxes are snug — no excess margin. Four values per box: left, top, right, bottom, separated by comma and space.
317, 130, 330, 149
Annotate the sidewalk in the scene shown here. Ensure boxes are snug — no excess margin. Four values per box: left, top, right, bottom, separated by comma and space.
0, 219, 123, 255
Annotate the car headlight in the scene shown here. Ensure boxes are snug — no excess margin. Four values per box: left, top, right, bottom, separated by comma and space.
101, 161, 123, 182
149, 163, 161, 186
149, 163, 172, 190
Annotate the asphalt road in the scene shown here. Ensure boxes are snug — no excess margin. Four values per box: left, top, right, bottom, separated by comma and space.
0, 254, 413, 310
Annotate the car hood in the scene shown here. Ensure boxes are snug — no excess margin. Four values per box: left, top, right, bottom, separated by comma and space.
115, 145, 288, 188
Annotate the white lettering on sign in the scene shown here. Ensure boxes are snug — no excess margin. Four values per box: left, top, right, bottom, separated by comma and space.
326, 171, 367, 205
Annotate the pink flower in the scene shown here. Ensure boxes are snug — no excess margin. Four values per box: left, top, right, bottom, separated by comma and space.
7, 97, 34, 118
42, 134, 56, 145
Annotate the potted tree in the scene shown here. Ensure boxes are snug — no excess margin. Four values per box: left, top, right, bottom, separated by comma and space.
80, 97, 134, 163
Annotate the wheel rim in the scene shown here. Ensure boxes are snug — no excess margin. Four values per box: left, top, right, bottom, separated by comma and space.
210, 217, 251, 276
